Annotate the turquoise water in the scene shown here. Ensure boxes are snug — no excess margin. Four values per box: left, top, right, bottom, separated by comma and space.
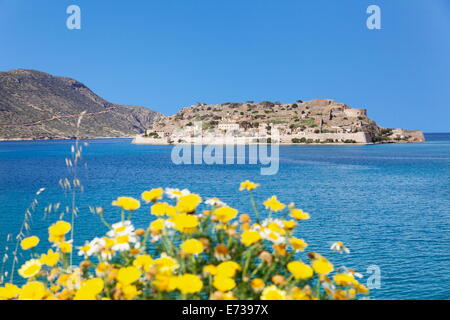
0, 134, 449, 299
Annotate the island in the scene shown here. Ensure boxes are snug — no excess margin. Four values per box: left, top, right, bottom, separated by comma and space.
132, 99, 425, 145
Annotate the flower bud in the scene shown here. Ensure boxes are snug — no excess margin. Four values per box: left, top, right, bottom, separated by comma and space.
272, 275, 286, 286
239, 214, 251, 223
80, 260, 91, 269
259, 250, 272, 265
135, 228, 145, 236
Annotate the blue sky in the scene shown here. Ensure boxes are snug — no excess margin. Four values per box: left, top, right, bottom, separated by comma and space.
0, 0, 449, 132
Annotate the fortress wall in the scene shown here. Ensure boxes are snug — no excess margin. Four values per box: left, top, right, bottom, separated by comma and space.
133, 132, 373, 144
343, 109, 367, 118
285, 132, 371, 143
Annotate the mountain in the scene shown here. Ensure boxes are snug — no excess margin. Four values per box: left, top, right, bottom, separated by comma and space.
142, 100, 425, 144
0, 69, 162, 140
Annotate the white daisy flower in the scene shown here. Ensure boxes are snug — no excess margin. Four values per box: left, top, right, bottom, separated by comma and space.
107, 221, 135, 237
330, 241, 350, 254
263, 231, 286, 245
100, 250, 114, 261
341, 267, 363, 278
165, 188, 190, 199
112, 234, 139, 252
261, 218, 284, 228
205, 197, 227, 207
77, 240, 100, 257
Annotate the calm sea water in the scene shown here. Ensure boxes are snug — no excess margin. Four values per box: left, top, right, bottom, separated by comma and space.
0, 133, 449, 300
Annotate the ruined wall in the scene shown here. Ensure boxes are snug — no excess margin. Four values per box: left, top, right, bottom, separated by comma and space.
286, 132, 371, 143
343, 109, 367, 118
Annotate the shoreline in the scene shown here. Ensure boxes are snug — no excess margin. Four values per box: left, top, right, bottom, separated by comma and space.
0, 138, 424, 146
131, 139, 428, 146
0, 136, 134, 142
1, 135, 437, 145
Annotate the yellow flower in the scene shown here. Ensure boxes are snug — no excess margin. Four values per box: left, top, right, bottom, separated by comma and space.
289, 287, 317, 300
216, 261, 241, 278
290, 208, 310, 220
21, 236, 40, 250
287, 261, 313, 280
263, 196, 286, 212
40, 249, 60, 267
267, 222, 285, 235
96, 262, 111, 276
251, 278, 265, 291
117, 266, 142, 285
289, 237, 308, 252
153, 254, 179, 274
211, 291, 238, 300
18, 281, 46, 300
50, 285, 60, 293
181, 239, 204, 255
133, 254, 154, 272
203, 264, 217, 276
153, 274, 178, 292
213, 207, 238, 223
334, 273, 358, 287
142, 188, 164, 203
116, 234, 131, 245
283, 220, 297, 230
18, 259, 42, 279
241, 230, 262, 246
0, 284, 21, 300
239, 180, 259, 191
112, 197, 141, 211
74, 278, 104, 300
175, 194, 202, 213
273, 243, 286, 256
122, 284, 141, 300
177, 274, 203, 294
150, 218, 165, 232
355, 283, 370, 294
170, 213, 199, 233
260, 285, 286, 300
312, 257, 334, 275
59, 241, 73, 253
57, 274, 70, 287
103, 237, 115, 248
151, 202, 174, 216
213, 275, 236, 292
48, 221, 71, 243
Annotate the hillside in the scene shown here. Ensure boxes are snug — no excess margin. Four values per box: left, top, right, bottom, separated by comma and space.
143, 100, 425, 144
0, 69, 161, 140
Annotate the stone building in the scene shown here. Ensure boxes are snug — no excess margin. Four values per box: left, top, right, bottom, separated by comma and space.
218, 122, 240, 131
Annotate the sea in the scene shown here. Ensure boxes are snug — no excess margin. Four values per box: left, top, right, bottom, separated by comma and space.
0, 133, 449, 300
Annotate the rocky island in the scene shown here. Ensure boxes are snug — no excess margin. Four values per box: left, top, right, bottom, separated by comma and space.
134, 100, 425, 145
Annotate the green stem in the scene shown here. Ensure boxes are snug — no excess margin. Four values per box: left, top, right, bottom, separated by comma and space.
70, 204, 75, 266
249, 261, 264, 278
99, 213, 111, 229
249, 191, 260, 223
242, 247, 254, 279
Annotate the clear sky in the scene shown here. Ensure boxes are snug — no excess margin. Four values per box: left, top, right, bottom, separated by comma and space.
0, 0, 449, 132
